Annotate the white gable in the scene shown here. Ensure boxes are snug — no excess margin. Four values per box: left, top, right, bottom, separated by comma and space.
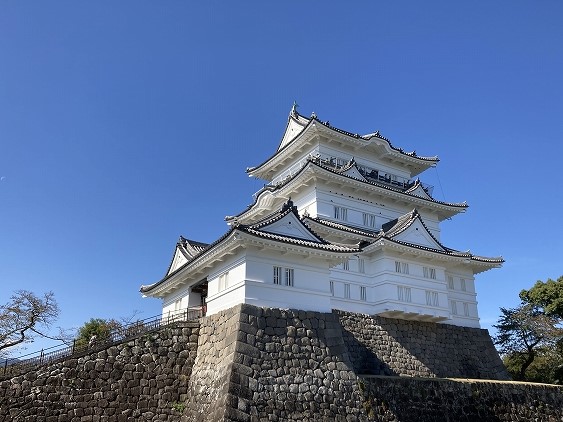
259, 212, 321, 242
341, 166, 367, 181
167, 248, 189, 275
278, 115, 308, 151
391, 218, 445, 251
408, 184, 433, 200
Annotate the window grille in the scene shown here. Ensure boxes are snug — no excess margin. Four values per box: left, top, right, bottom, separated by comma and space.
423, 267, 436, 279
397, 286, 411, 302
451, 300, 458, 315
358, 259, 365, 274
334, 206, 348, 221
363, 213, 376, 228
360, 286, 367, 301
284, 268, 294, 287
460, 279, 467, 292
463, 302, 470, 317
425, 290, 439, 307
344, 283, 350, 299
330, 281, 334, 296
273, 266, 282, 285
395, 261, 409, 274
447, 275, 454, 290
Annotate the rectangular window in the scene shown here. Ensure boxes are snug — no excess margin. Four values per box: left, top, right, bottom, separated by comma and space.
447, 275, 454, 290
358, 258, 365, 274
330, 281, 334, 296
423, 267, 436, 280
397, 286, 412, 302
360, 286, 367, 301
463, 302, 470, 317
273, 266, 282, 285
395, 261, 409, 274
451, 300, 458, 315
362, 213, 376, 228
174, 299, 182, 312
342, 260, 350, 271
334, 206, 348, 221
219, 272, 229, 291
284, 268, 294, 287
344, 283, 350, 299
460, 278, 467, 292
425, 290, 439, 307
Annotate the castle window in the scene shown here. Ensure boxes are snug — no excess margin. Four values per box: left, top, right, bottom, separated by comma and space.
273, 266, 282, 285
423, 266, 436, 280
330, 281, 334, 296
334, 206, 348, 221
284, 268, 294, 287
363, 212, 376, 228
447, 275, 454, 290
344, 283, 350, 299
425, 290, 439, 307
395, 261, 409, 275
342, 260, 350, 271
451, 300, 458, 315
463, 302, 470, 317
397, 285, 411, 302
460, 278, 467, 292
358, 258, 365, 274
360, 286, 367, 301
219, 271, 229, 291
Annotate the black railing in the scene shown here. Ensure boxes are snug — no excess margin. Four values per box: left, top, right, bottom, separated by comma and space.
1, 307, 203, 378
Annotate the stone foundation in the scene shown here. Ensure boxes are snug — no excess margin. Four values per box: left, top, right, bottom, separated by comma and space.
1, 305, 561, 422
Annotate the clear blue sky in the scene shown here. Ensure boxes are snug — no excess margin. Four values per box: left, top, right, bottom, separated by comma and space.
2, 2, 562, 354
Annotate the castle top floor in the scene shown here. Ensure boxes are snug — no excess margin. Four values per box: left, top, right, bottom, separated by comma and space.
247, 106, 439, 186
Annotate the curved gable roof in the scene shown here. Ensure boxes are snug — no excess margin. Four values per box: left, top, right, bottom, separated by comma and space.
248, 107, 439, 179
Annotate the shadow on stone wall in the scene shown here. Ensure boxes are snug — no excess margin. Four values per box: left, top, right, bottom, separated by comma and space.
358, 376, 563, 422
335, 310, 509, 380
339, 323, 398, 376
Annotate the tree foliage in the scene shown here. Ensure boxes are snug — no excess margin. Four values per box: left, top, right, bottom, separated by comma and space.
0, 290, 61, 355
494, 304, 563, 381
75, 318, 122, 348
520, 276, 563, 319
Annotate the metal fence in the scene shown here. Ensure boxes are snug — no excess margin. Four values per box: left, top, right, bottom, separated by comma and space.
1, 307, 203, 378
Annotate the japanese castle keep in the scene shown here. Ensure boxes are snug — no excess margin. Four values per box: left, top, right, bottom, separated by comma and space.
10, 108, 563, 422
140, 105, 503, 329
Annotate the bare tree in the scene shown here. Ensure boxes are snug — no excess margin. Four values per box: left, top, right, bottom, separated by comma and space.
0, 290, 62, 355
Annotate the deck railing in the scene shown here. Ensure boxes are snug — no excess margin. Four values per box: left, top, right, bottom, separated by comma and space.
1, 307, 203, 378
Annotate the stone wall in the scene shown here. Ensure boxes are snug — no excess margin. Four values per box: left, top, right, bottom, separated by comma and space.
182, 304, 361, 421
0, 321, 199, 422
336, 311, 510, 379
1, 306, 562, 422
358, 376, 563, 422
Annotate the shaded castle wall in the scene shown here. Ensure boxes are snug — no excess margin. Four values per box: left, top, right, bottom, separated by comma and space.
0, 322, 199, 422
358, 376, 563, 422
336, 310, 510, 379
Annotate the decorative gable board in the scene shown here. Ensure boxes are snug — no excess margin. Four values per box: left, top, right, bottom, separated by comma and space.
391, 218, 445, 251
167, 248, 189, 275
341, 166, 368, 182
279, 116, 307, 150
258, 212, 322, 242
408, 184, 433, 200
